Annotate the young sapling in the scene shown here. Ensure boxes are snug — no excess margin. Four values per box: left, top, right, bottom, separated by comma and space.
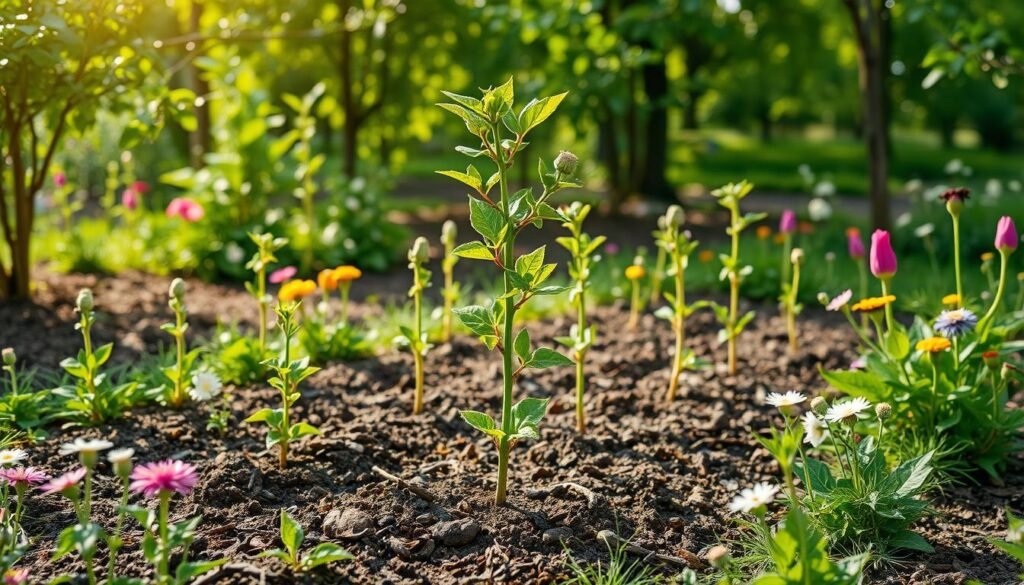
405, 237, 433, 414
245, 233, 289, 353
260, 510, 353, 572
710, 182, 765, 375
441, 220, 460, 342
654, 206, 702, 402
625, 258, 645, 332
784, 249, 804, 353
161, 278, 198, 407
438, 79, 579, 504
555, 202, 605, 432
245, 302, 321, 470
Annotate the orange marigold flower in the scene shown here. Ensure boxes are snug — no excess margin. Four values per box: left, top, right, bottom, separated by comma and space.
941, 293, 960, 306
850, 295, 896, 313
625, 265, 645, 280
278, 279, 316, 302
916, 337, 951, 353
333, 265, 363, 283
755, 226, 772, 240
318, 269, 338, 292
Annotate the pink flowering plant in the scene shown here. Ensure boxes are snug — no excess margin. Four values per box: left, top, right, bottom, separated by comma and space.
438, 79, 579, 505
245, 302, 321, 470
125, 460, 225, 584
53, 290, 139, 425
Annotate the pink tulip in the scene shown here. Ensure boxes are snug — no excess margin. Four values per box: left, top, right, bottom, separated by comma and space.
847, 228, 865, 259
779, 210, 796, 234
53, 172, 67, 188
131, 180, 149, 194
995, 216, 1018, 253
269, 266, 297, 284
870, 229, 897, 278
165, 197, 204, 222
122, 188, 139, 211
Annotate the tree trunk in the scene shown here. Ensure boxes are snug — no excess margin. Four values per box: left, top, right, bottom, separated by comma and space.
845, 0, 891, 231
187, 0, 211, 168
639, 58, 674, 202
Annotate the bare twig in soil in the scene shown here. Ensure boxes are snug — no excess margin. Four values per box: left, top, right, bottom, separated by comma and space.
597, 530, 704, 569
420, 459, 460, 474
372, 465, 437, 502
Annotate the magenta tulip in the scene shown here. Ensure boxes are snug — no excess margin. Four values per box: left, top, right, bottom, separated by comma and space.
870, 229, 897, 278
996, 216, 1018, 254
847, 229, 865, 259
779, 210, 797, 234
122, 188, 139, 211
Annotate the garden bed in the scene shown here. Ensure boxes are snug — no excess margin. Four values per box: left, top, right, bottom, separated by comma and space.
2, 271, 1022, 584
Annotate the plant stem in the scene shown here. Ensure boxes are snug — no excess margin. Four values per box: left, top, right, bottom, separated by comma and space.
280, 325, 292, 471
857, 259, 869, 329
953, 216, 963, 307
443, 260, 454, 342
880, 277, 894, 333
158, 490, 170, 584
413, 273, 424, 414
494, 123, 515, 506
108, 476, 130, 582
627, 279, 640, 331
929, 357, 939, 430
666, 252, 686, 401
650, 246, 666, 306
728, 207, 740, 375
781, 234, 792, 289
787, 259, 800, 354
257, 266, 268, 353
340, 283, 351, 326
979, 250, 1010, 338
173, 308, 186, 407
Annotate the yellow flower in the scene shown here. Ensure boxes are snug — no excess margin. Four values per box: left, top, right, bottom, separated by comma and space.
981, 252, 995, 262
698, 250, 715, 263
278, 279, 316, 302
851, 295, 896, 313
332, 265, 362, 283
916, 337, 951, 353
941, 293, 960, 306
318, 269, 338, 293
625, 265, 645, 280
756, 226, 772, 240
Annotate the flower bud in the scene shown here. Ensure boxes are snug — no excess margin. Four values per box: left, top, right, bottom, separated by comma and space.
940, 187, 969, 218
707, 544, 731, 569
665, 205, 684, 229
554, 151, 579, 176
410, 236, 430, 264
790, 248, 805, 265
875, 402, 892, 420
810, 396, 828, 415
816, 292, 830, 306
983, 351, 1000, 370
108, 448, 135, 479
1, 348, 14, 367
169, 278, 186, 302
441, 220, 457, 248
76, 289, 94, 313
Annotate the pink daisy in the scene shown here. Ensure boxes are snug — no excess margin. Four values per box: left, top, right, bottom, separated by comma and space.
39, 468, 86, 495
826, 289, 853, 312
130, 460, 198, 498
269, 266, 297, 284
0, 467, 50, 487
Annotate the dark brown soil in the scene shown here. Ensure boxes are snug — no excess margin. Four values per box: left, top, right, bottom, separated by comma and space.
2, 271, 1022, 584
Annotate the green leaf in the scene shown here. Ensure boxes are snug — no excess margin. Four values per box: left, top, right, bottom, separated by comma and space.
888, 529, 933, 552
885, 330, 911, 360
453, 305, 495, 338
492, 77, 514, 108
468, 197, 505, 243
820, 368, 890, 402
513, 329, 531, 362
510, 397, 548, 439
280, 510, 304, 558
515, 246, 546, 283
435, 169, 482, 192
528, 348, 574, 369
518, 93, 568, 135
175, 558, 228, 583
460, 410, 505, 441
452, 241, 494, 261
302, 542, 355, 569
289, 422, 321, 439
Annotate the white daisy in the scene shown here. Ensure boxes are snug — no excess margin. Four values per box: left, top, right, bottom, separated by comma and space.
728, 482, 779, 514
0, 449, 28, 467
58, 439, 113, 456
765, 391, 807, 415
802, 412, 830, 448
824, 397, 872, 425
107, 448, 135, 464
189, 372, 223, 402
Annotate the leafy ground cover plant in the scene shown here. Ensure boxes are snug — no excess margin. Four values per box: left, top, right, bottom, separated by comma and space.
710, 182, 766, 375
555, 202, 605, 432
0, 350, 50, 440
438, 78, 579, 504
653, 206, 703, 402
246, 302, 321, 470
561, 537, 663, 585
441, 220, 460, 343
53, 290, 140, 426
260, 510, 353, 572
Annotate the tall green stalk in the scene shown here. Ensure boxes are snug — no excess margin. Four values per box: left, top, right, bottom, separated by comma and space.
246, 233, 287, 354
407, 237, 432, 414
